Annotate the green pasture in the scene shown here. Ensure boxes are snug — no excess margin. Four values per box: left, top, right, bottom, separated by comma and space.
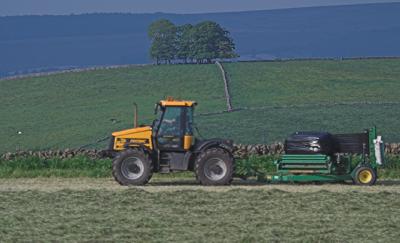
1, 59, 400, 153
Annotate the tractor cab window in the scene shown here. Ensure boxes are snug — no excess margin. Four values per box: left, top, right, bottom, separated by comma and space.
156, 106, 194, 150
185, 107, 194, 135
158, 107, 183, 137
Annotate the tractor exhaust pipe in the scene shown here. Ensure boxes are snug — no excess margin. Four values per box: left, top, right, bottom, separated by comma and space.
133, 102, 138, 128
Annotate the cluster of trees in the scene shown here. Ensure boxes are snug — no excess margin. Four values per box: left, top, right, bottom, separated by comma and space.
148, 19, 237, 64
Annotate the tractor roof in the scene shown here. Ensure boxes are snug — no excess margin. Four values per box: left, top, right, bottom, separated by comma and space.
159, 97, 196, 107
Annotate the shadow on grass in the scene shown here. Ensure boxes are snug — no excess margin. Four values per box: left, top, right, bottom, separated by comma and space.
147, 178, 267, 186
147, 178, 400, 186
376, 180, 400, 186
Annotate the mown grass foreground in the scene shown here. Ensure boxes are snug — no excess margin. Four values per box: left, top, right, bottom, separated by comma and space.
0, 188, 399, 242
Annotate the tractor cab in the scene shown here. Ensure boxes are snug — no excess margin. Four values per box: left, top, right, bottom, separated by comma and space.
152, 98, 196, 152
110, 98, 196, 152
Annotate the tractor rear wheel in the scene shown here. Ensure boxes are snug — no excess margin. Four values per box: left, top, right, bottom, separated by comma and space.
112, 149, 153, 185
195, 148, 234, 185
353, 166, 377, 186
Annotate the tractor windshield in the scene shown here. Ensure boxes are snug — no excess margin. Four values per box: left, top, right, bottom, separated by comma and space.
158, 107, 182, 137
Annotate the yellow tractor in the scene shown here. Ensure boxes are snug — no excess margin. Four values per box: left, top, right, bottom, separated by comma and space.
109, 98, 234, 185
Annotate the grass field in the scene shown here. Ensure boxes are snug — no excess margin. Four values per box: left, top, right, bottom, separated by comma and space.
1, 59, 400, 153
0, 64, 226, 153
1, 178, 400, 242
1, 59, 399, 243
197, 103, 400, 143
224, 59, 400, 107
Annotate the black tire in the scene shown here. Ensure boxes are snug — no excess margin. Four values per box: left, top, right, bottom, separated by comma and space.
353, 166, 377, 186
112, 149, 153, 185
195, 148, 234, 185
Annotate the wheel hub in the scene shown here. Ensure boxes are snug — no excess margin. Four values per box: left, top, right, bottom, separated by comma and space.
210, 165, 223, 174
358, 170, 373, 184
121, 157, 144, 180
204, 158, 227, 181
128, 164, 141, 174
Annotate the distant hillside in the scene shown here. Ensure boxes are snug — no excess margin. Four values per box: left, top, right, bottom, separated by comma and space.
1, 3, 400, 77
1, 58, 400, 153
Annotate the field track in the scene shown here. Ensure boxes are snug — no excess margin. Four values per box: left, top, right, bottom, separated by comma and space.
2, 177, 400, 193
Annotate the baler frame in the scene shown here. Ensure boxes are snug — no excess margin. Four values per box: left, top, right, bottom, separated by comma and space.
272, 127, 384, 185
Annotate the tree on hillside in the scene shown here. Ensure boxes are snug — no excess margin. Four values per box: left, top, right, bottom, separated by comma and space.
148, 19, 177, 64
148, 19, 237, 64
176, 24, 194, 63
192, 21, 237, 63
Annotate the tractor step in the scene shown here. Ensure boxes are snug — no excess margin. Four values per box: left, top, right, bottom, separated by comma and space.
159, 164, 170, 173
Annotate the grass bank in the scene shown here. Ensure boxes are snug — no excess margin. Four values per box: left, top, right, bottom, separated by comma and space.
1, 155, 399, 179
0, 156, 112, 178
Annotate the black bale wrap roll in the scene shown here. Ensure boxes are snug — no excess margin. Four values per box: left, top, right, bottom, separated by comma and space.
284, 132, 338, 155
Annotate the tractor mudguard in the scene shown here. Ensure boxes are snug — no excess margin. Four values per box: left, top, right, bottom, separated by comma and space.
124, 142, 152, 155
193, 139, 234, 153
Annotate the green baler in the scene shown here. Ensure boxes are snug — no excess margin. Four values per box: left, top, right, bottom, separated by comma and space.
272, 127, 384, 185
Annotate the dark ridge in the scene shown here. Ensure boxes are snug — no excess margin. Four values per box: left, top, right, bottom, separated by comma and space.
1, 2, 400, 78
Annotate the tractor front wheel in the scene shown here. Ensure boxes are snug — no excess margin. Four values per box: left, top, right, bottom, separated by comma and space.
112, 149, 153, 185
195, 148, 234, 185
353, 166, 377, 186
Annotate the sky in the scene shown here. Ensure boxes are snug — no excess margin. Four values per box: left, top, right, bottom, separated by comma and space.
1, 0, 399, 16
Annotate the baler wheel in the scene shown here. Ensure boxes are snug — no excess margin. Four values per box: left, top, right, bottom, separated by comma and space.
353, 166, 377, 186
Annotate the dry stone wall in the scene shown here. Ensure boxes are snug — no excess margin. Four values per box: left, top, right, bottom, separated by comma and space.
1, 143, 399, 161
